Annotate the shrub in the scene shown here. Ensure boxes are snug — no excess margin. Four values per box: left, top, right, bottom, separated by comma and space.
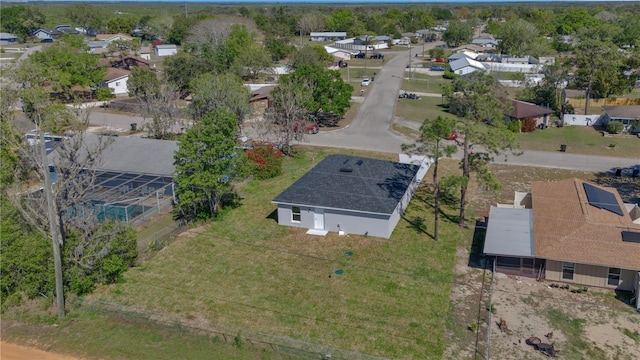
443, 70, 457, 79
246, 143, 283, 180
506, 119, 521, 133
606, 121, 624, 134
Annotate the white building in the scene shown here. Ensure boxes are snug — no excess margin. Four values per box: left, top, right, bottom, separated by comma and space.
310, 32, 347, 41
103, 68, 130, 96
449, 57, 487, 76
155, 44, 177, 57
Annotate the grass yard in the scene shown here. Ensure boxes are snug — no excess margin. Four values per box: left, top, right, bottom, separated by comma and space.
92, 148, 466, 359
518, 125, 640, 158
396, 96, 451, 123
401, 77, 450, 94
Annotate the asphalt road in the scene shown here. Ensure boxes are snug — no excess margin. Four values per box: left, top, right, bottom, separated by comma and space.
85, 44, 638, 174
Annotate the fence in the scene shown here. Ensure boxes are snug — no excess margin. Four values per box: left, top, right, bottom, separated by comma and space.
85, 299, 390, 360
566, 97, 640, 108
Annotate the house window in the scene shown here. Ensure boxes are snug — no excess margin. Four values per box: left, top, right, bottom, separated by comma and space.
260, 101, 266, 107
115, 81, 121, 87
291, 206, 301, 222
607, 267, 621, 286
562, 262, 575, 280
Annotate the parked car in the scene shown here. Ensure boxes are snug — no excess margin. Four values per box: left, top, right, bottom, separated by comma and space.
434, 58, 445, 63
41, 38, 54, 43
361, 78, 371, 86
292, 121, 319, 134
353, 52, 366, 59
430, 65, 445, 71
370, 53, 384, 59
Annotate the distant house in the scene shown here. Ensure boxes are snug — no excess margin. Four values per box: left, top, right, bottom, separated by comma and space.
472, 36, 499, 48
103, 68, 131, 95
354, 35, 390, 46
109, 56, 151, 71
54, 25, 79, 35
503, 99, 554, 128
448, 51, 478, 63
272, 154, 426, 238
324, 45, 352, 61
392, 37, 411, 46
139, 46, 151, 61
602, 106, 640, 133
88, 40, 109, 52
95, 33, 134, 43
449, 57, 486, 76
310, 32, 347, 41
502, 56, 538, 65
32, 29, 61, 41
451, 44, 487, 53
483, 178, 640, 310
249, 85, 275, 116
155, 44, 177, 57
0, 32, 18, 45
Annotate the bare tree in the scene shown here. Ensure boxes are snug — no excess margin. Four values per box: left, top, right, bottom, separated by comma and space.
128, 67, 181, 139
187, 16, 258, 48
257, 76, 313, 152
298, 12, 326, 36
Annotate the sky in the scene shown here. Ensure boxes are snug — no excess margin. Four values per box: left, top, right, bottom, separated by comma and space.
22, 0, 640, 2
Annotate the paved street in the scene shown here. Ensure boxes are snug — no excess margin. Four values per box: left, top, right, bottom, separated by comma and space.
84, 44, 638, 173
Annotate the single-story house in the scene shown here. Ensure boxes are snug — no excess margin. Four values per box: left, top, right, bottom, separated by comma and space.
324, 46, 352, 60
502, 56, 539, 65
392, 37, 411, 46
472, 36, 499, 48
54, 25, 79, 35
451, 44, 487, 53
483, 178, 640, 310
88, 40, 109, 51
449, 57, 486, 76
155, 44, 177, 57
354, 35, 390, 46
249, 85, 275, 115
103, 68, 131, 95
32, 29, 61, 41
109, 55, 151, 71
602, 106, 640, 133
272, 154, 425, 238
139, 47, 151, 61
0, 32, 18, 45
310, 32, 347, 41
448, 51, 478, 63
95, 33, 134, 43
503, 99, 554, 128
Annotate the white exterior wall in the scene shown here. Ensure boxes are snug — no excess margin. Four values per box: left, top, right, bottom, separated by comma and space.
34, 31, 52, 40
156, 47, 177, 57
107, 77, 129, 95
454, 66, 482, 76
563, 114, 605, 127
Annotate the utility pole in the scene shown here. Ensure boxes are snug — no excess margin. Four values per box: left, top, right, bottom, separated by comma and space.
37, 121, 65, 320
184, 2, 188, 17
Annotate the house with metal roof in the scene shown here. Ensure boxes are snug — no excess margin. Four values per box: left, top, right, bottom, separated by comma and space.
272, 154, 425, 238
449, 57, 486, 76
310, 32, 347, 41
0, 32, 18, 45
483, 178, 640, 309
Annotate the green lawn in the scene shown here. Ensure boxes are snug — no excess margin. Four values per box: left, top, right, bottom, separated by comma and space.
93, 148, 465, 359
518, 125, 640, 158
396, 96, 451, 123
401, 77, 450, 94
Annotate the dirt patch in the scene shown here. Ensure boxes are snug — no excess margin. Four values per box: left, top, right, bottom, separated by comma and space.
0, 342, 82, 360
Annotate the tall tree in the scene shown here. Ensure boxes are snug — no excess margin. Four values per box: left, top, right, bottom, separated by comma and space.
188, 72, 250, 125
0, 5, 45, 42
66, 2, 106, 31
496, 20, 546, 56
106, 14, 138, 34
442, 20, 473, 47
285, 65, 353, 116
402, 116, 457, 241
573, 25, 628, 113
128, 67, 180, 139
443, 73, 520, 227
233, 45, 273, 83
173, 108, 242, 221
298, 12, 325, 36
289, 45, 334, 69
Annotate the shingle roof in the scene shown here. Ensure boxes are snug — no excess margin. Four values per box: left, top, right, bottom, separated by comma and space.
503, 99, 554, 119
532, 178, 640, 270
603, 106, 640, 119
104, 68, 130, 82
272, 154, 419, 215
95, 33, 133, 41
250, 85, 274, 101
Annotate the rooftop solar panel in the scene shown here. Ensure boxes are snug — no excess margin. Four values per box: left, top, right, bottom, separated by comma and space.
622, 231, 640, 243
583, 183, 624, 216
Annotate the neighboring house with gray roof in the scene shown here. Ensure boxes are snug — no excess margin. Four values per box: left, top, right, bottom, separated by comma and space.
272, 154, 423, 238
449, 57, 486, 76
602, 106, 640, 133
0, 32, 18, 45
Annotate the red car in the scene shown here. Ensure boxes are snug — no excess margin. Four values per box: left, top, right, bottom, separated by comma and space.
434, 58, 445, 63
448, 131, 459, 140
292, 121, 319, 134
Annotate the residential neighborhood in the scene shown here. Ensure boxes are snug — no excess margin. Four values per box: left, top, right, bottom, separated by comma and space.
1, 2, 639, 360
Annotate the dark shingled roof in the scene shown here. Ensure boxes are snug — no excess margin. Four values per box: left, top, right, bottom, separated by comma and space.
272, 154, 419, 215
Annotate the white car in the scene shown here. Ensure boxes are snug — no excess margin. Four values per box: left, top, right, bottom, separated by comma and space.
361, 78, 371, 86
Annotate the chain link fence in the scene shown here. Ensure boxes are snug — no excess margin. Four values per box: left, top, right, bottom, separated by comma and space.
85, 299, 390, 360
